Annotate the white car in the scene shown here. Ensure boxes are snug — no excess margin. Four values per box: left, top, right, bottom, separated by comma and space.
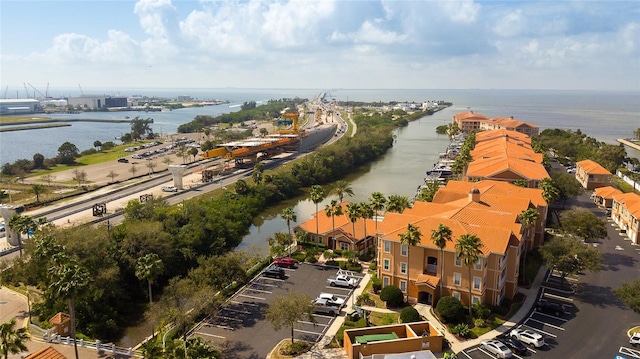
631, 332, 640, 346
481, 339, 512, 358
162, 186, 178, 192
317, 293, 345, 307
510, 328, 545, 348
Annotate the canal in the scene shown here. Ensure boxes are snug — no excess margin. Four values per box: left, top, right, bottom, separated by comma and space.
238, 107, 454, 254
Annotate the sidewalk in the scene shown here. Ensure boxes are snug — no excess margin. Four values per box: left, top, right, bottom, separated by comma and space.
416, 265, 548, 356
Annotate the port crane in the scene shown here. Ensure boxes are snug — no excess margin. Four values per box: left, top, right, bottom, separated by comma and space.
27, 83, 47, 99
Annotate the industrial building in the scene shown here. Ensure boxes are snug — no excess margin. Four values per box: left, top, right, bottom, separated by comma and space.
0, 99, 44, 114
66, 96, 128, 110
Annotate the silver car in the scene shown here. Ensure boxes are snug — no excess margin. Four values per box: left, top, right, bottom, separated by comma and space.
481, 339, 512, 358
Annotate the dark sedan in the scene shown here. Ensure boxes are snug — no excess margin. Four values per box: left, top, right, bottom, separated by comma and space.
500, 337, 528, 355
263, 266, 286, 279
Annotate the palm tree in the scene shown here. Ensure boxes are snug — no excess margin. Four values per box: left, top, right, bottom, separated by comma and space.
332, 180, 354, 203
31, 184, 46, 203
359, 202, 374, 242
431, 223, 453, 298
518, 208, 540, 283
0, 319, 29, 359
386, 194, 411, 213
8, 214, 36, 257
345, 202, 361, 244
324, 200, 343, 251
539, 177, 560, 205
135, 253, 164, 304
369, 192, 386, 233
399, 223, 422, 302
455, 234, 483, 316
309, 185, 325, 241
49, 259, 89, 359
281, 207, 297, 255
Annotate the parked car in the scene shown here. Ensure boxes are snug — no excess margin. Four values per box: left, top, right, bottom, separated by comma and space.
117, 158, 129, 163
510, 328, 545, 348
316, 293, 345, 307
327, 274, 358, 288
0, 222, 4, 232
162, 186, 178, 192
536, 299, 568, 316
312, 297, 342, 316
481, 339, 512, 358
273, 257, 297, 268
499, 337, 528, 355
263, 266, 286, 279
630, 332, 640, 346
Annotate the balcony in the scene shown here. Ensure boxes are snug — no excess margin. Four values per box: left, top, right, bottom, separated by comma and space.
423, 264, 437, 274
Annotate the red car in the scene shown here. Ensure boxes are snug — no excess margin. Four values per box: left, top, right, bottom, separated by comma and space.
273, 257, 297, 268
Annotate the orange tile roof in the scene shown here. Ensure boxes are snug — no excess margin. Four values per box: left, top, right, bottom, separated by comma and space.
613, 192, 640, 218
593, 186, 623, 198
475, 129, 531, 143
466, 156, 549, 181
436, 180, 546, 207
49, 312, 70, 325
577, 159, 611, 175
416, 274, 440, 289
26, 346, 67, 359
295, 201, 378, 240
453, 111, 490, 121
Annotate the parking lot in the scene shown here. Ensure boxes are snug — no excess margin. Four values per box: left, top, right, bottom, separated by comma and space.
192, 263, 363, 358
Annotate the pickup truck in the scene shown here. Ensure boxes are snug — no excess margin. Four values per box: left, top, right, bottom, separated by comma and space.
327, 274, 358, 288
312, 298, 342, 316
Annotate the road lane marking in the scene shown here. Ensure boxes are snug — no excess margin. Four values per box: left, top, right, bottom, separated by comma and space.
197, 332, 226, 339
237, 293, 265, 300
542, 293, 574, 302
521, 323, 557, 338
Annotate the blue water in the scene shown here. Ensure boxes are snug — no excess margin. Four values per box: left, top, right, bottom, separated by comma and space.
1, 89, 637, 165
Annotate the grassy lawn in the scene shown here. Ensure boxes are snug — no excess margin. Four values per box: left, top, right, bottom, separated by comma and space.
368, 311, 399, 326
0, 115, 53, 124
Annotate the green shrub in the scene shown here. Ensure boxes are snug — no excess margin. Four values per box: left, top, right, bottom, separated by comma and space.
371, 275, 382, 294
472, 302, 490, 319
435, 296, 464, 323
451, 323, 471, 338
305, 252, 318, 263
368, 261, 377, 271
400, 306, 421, 323
379, 285, 404, 307
334, 249, 343, 256
474, 318, 486, 328
356, 293, 374, 306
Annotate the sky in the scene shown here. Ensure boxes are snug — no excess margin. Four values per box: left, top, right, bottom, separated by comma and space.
1, 0, 639, 93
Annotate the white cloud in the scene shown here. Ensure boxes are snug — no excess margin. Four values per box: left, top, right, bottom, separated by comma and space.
439, 0, 480, 24
492, 9, 523, 38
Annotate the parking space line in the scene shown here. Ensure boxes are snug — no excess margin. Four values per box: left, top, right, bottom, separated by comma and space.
458, 350, 473, 358
198, 332, 226, 340
619, 346, 640, 358
512, 353, 524, 359
313, 313, 336, 319
529, 316, 565, 330
231, 300, 259, 307
542, 292, 574, 302
532, 309, 568, 321
521, 323, 557, 338
206, 323, 235, 331
222, 307, 251, 315
213, 315, 243, 322
237, 293, 265, 300
293, 328, 324, 336
325, 286, 353, 291
298, 320, 329, 327
245, 288, 272, 294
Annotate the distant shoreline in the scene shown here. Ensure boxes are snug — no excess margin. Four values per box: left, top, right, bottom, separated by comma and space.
0, 118, 131, 132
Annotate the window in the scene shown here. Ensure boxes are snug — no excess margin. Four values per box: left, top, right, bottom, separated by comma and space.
384, 241, 391, 253
474, 258, 482, 270
383, 277, 390, 287
383, 259, 390, 271
473, 277, 481, 290
452, 292, 460, 300
472, 296, 480, 304
400, 280, 407, 292
401, 244, 408, 256
400, 262, 407, 274
455, 257, 462, 267
454, 273, 462, 286
341, 242, 349, 251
